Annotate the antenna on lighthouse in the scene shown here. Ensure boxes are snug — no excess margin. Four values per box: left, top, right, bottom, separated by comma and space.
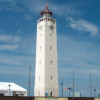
46, 3, 48, 9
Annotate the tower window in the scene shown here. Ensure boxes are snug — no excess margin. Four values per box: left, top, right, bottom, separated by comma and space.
38, 91, 40, 96
40, 46, 41, 50
51, 76, 52, 80
50, 61, 52, 67
50, 46, 52, 51
42, 19, 43, 21
40, 61, 41, 65
39, 76, 40, 81
50, 33, 52, 37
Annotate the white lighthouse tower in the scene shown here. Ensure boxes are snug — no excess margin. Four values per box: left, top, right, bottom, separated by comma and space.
34, 4, 59, 97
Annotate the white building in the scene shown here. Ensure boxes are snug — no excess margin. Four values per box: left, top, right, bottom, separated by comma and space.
0, 82, 27, 96
34, 4, 59, 97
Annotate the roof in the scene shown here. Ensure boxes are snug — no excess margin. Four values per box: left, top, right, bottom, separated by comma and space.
0, 84, 8, 91
40, 4, 52, 16
0, 82, 27, 92
40, 8, 52, 16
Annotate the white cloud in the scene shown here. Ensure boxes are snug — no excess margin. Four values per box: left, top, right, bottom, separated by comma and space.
0, 0, 25, 13
0, 35, 20, 51
24, 14, 33, 20
1, 0, 80, 16
51, 4, 80, 16
0, 35, 20, 43
0, 53, 34, 65
0, 0, 14, 3
0, 35, 11, 42
57, 34, 100, 78
0, 33, 35, 63
18, 0, 45, 13
67, 17, 99, 36
0, 44, 18, 51
0, 64, 35, 77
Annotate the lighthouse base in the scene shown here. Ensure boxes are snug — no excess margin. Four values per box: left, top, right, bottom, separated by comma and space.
34, 87, 59, 97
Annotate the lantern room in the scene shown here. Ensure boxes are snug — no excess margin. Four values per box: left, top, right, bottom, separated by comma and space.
40, 4, 52, 17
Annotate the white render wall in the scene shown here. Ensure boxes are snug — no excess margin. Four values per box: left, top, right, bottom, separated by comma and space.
34, 16, 59, 97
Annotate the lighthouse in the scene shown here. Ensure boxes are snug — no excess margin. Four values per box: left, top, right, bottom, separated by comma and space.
34, 4, 59, 97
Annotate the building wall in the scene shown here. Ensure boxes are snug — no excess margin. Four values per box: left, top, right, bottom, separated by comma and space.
35, 97, 68, 100
34, 18, 46, 96
45, 18, 59, 97
94, 98, 100, 100
0, 97, 97, 100
34, 17, 59, 97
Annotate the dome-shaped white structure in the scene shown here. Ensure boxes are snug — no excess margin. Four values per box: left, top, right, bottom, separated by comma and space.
0, 82, 27, 96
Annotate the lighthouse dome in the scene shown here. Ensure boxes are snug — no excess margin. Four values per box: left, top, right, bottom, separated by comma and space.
40, 4, 52, 17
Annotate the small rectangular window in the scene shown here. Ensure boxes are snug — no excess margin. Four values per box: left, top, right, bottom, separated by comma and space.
50, 61, 52, 67
38, 91, 40, 96
51, 76, 52, 80
39, 61, 41, 65
40, 46, 41, 50
50, 46, 52, 51
39, 76, 40, 81
50, 33, 52, 37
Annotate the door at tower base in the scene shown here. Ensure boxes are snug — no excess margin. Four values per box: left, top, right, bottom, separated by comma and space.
34, 5, 59, 97
34, 88, 59, 97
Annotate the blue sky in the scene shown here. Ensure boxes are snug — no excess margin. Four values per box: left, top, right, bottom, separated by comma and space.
0, 0, 100, 97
